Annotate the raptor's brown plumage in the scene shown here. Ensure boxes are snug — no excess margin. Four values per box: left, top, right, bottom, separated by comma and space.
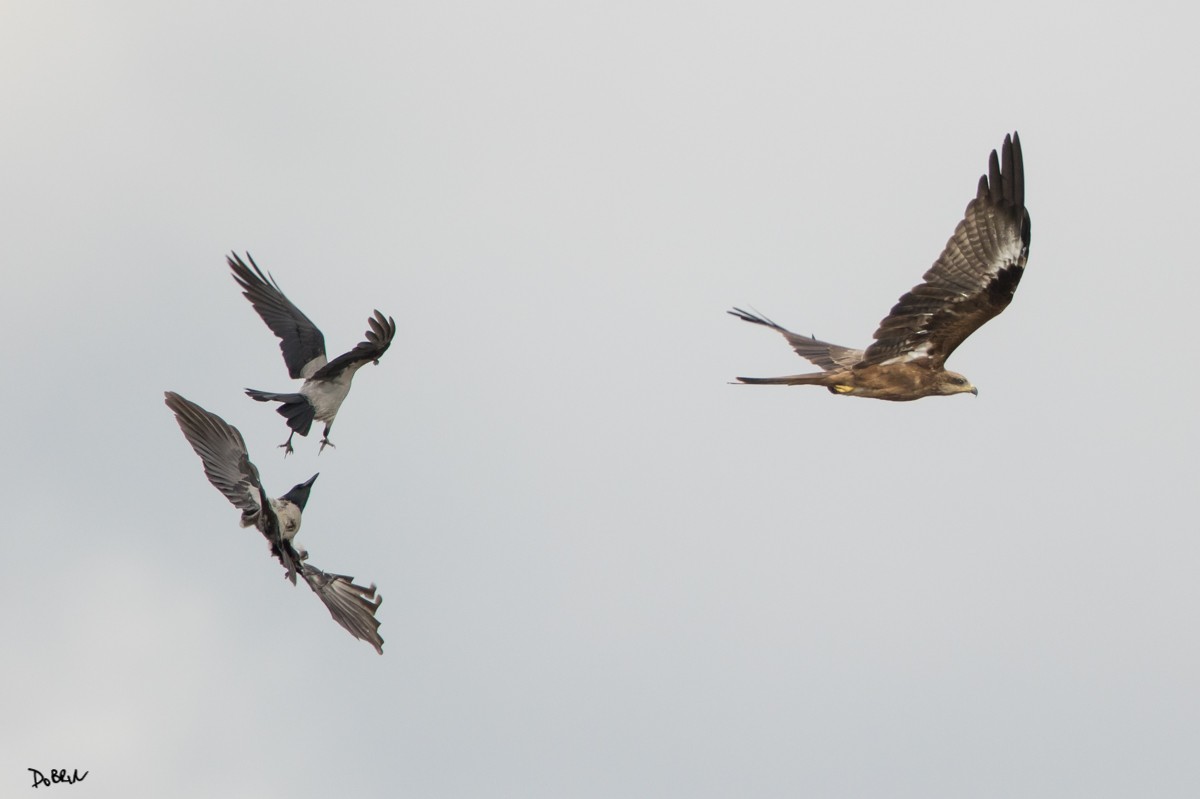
729, 132, 1030, 401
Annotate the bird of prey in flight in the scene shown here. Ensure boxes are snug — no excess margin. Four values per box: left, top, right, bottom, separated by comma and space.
729, 132, 1029, 401
228, 252, 396, 454
165, 391, 384, 654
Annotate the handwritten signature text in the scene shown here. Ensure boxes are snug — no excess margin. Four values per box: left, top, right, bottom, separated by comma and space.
29, 769, 88, 789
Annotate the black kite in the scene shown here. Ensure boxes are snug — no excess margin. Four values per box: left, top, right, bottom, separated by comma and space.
729, 132, 1030, 401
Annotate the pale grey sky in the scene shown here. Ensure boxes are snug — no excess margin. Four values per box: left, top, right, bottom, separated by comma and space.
4, 1, 1200, 797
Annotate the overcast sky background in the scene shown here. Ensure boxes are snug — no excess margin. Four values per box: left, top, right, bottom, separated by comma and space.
3, 1, 1199, 797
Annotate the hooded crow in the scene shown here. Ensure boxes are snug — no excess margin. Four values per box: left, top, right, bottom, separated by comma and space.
228, 252, 396, 455
165, 391, 384, 654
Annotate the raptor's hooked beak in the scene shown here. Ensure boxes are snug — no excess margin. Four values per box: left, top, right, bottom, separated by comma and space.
970, 386, 979, 396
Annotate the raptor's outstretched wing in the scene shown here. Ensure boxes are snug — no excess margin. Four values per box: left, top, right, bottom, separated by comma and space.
727, 307, 863, 371
862, 133, 1030, 368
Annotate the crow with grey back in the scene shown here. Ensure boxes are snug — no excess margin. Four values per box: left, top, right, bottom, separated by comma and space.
165, 391, 384, 654
729, 132, 1030, 401
228, 252, 396, 454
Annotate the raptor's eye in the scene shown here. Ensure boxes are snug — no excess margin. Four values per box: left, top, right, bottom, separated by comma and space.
949, 376, 966, 385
